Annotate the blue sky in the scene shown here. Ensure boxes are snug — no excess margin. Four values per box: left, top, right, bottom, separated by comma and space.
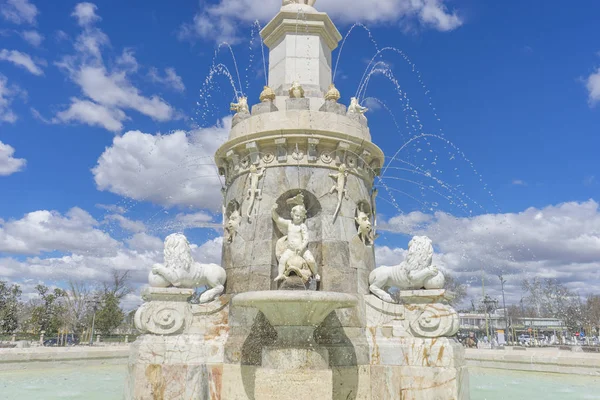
0, 0, 599, 307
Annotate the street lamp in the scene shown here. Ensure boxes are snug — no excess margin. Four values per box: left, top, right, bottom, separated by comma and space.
482, 295, 498, 340
498, 274, 508, 334
86, 295, 101, 346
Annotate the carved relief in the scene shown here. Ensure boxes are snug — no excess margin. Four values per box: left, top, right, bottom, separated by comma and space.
262, 152, 275, 164
224, 200, 242, 244
135, 301, 189, 335
245, 164, 265, 221
272, 193, 319, 285
329, 163, 349, 222
370, 187, 378, 238
355, 202, 375, 246
409, 304, 459, 338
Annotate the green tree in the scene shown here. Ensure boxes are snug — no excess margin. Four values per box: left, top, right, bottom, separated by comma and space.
29, 284, 67, 335
94, 293, 125, 334
0, 281, 22, 333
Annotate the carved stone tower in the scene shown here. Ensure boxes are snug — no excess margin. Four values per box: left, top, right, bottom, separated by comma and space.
215, 2, 385, 297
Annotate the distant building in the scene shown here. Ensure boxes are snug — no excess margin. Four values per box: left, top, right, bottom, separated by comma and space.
459, 311, 566, 336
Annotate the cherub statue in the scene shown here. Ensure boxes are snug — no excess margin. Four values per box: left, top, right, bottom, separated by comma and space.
329, 163, 349, 222
347, 97, 368, 115
324, 83, 340, 102
148, 233, 227, 303
246, 164, 265, 221
289, 81, 305, 98
272, 194, 318, 283
230, 96, 249, 114
259, 86, 276, 103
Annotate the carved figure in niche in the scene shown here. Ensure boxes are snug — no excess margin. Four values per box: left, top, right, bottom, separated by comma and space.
259, 86, 276, 103
355, 206, 375, 246
230, 96, 249, 114
368, 236, 445, 303
324, 83, 340, 102
329, 163, 349, 222
246, 164, 265, 221
289, 81, 305, 98
272, 194, 318, 283
347, 97, 368, 115
148, 233, 227, 303
224, 200, 242, 243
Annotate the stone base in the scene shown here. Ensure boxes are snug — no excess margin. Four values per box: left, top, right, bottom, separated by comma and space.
319, 99, 346, 115
232, 112, 251, 126
251, 101, 278, 115
347, 112, 368, 127
286, 97, 310, 110
255, 367, 333, 399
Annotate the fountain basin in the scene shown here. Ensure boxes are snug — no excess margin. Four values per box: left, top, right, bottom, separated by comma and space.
232, 290, 357, 327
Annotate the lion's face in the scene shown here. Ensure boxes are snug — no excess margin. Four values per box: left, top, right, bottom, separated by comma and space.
404, 236, 433, 270
164, 233, 194, 271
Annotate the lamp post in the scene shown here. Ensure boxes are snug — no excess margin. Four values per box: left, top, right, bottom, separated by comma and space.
87, 296, 101, 346
482, 295, 498, 341
498, 274, 508, 332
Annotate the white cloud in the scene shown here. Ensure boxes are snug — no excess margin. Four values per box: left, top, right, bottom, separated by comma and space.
181, 0, 462, 43
126, 232, 163, 253
53, 4, 176, 132
53, 98, 126, 132
0, 140, 26, 175
0, 207, 120, 255
20, 30, 43, 46
71, 2, 100, 27
191, 237, 223, 264
378, 199, 600, 302
92, 118, 230, 211
512, 179, 526, 186
586, 67, 600, 106
0, 74, 18, 123
104, 214, 146, 233
0, 49, 44, 75
148, 67, 185, 92
0, 0, 38, 25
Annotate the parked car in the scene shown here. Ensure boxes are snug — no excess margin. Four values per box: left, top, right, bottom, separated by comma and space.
518, 334, 532, 345
43, 334, 79, 346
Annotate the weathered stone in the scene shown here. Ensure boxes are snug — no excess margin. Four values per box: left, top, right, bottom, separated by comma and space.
319, 99, 347, 115
251, 101, 278, 115
285, 97, 310, 111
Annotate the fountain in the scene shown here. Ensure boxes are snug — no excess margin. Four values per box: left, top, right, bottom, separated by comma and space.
126, 1, 468, 398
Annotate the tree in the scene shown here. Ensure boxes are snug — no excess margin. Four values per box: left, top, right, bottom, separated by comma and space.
0, 281, 22, 334
29, 284, 67, 335
443, 273, 467, 307
64, 280, 94, 335
94, 293, 124, 335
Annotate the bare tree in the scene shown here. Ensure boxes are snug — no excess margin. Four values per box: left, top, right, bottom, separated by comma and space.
102, 270, 133, 300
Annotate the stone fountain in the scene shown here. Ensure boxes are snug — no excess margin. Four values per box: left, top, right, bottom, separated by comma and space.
126, 1, 468, 399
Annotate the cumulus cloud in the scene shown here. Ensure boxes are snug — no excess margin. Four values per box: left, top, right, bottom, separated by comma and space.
0, 0, 38, 25
92, 117, 230, 211
378, 199, 600, 302
20, 30, 43, 46
54, 3, 175, 132
586, 67, 600, 106
0, 140, 26, 175
0, 74, 19, 123
0, 49, 44, 75
148, 67, 185, 92
181, 0, 462, 43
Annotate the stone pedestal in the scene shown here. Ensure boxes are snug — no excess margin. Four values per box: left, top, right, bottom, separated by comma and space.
251, 101, 278, 115
127, 288, 230, 400
319, 99, 347, 115
285, 97, 310, 110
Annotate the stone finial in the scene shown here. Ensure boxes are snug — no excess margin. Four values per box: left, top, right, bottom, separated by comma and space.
289, 81, 305, 98
259, 86, 276, 103
283, 0, 317, 7
324, 83, 340, 102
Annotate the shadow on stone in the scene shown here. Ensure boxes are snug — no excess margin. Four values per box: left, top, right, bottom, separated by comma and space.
240, 312, 276, 399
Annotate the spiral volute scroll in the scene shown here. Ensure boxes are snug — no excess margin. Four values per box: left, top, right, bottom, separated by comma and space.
134, 302, 189, 335
409, 304, 459, 338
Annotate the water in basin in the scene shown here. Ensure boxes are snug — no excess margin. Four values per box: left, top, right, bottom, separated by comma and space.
2, 365, 599, 400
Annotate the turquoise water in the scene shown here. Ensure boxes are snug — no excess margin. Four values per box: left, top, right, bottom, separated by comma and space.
1, 365, 600, 399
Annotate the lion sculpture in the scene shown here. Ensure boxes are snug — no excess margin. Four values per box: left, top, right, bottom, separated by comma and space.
368, 235, 445, 303
149, 233, 227, 303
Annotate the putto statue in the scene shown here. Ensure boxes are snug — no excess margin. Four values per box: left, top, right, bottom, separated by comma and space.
368, 236, 445, 303
259, 85, 276, 103
148, 233, 227, 303
272, 194, 318, 283
230, 96, 249, 114
324, 83, 340, 102
347, 97, 368, 115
